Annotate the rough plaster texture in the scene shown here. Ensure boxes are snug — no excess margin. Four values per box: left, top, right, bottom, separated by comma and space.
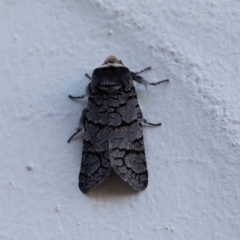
0, 0, 240, 239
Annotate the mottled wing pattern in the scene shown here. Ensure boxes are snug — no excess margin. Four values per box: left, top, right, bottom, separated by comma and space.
79, 92, 111, 193
108, 86, 148, 191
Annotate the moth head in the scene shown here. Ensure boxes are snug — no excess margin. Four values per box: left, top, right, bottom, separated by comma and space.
98, 55, 124, 68
104, 55, 119, 63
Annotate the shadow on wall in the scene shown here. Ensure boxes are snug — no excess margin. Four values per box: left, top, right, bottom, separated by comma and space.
86, 170, 139, 198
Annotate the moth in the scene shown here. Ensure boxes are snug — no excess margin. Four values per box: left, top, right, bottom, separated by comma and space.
68, 56, 169, 193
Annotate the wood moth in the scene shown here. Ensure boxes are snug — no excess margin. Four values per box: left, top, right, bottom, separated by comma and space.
68, 56, 169, 193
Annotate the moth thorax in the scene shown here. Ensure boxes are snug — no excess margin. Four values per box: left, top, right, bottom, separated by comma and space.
95, 67, 123, 91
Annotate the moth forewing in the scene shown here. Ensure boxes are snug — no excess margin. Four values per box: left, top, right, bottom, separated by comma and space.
68, 55, 169, 193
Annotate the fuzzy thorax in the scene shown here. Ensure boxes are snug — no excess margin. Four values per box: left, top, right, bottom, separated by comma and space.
104, 55, 119, 63
98, 55, 124, 68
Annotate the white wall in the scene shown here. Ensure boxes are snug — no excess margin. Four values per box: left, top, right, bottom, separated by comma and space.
0, 0, 239, 239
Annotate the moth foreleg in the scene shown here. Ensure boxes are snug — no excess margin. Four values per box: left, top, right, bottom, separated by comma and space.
131, 73, 149, 87
85, 73, 92, 80
149, 79, 169, 86
134, 66, 152, 75
67, 108, 87, 143
132, 70, 169, 87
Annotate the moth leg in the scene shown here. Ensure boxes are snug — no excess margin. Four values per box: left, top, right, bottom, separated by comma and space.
85, 73, 92, 80
131, 74, 149, 87
134, 66, 152, 75
139, 111, 161, 126
133, 75, 169, 87
131, 70, 169, 87
68, 83, 91, 100
149, 79, 169, 86
68, 94, 85, 99
142, 118, 161, 127
67, 108, 87, 143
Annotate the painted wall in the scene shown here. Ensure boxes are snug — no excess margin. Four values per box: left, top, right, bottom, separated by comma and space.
1, 0, 239, 239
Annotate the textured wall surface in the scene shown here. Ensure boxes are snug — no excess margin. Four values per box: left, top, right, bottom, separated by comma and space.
0, 0, 240, 239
